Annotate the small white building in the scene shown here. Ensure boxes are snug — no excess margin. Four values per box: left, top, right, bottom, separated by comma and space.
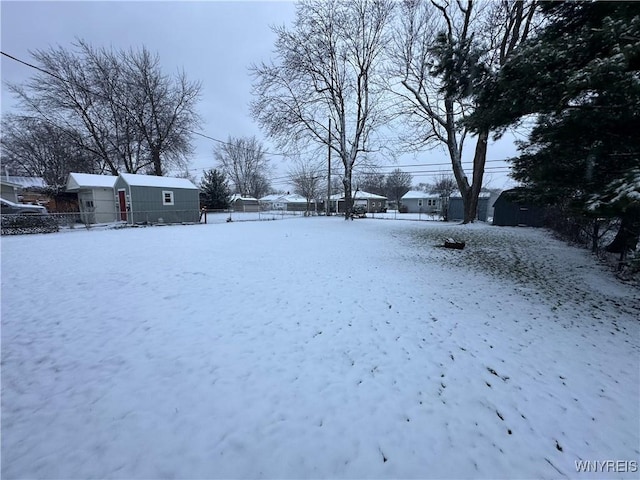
66, 173, 118, 224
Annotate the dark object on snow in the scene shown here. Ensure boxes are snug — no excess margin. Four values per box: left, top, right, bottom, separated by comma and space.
444, 238, 465, 250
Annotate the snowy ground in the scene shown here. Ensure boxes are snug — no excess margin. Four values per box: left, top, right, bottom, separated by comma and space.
1, 217, 638, 479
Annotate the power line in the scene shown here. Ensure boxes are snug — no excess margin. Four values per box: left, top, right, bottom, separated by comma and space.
2, 49, 516, 185
1, 50, 312, 159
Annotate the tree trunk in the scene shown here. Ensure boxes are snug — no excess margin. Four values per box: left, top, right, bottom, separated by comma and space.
343, 168, 353, 219
464, 128, 489, 224
151, 148, 163, 176
606, 205, 640, 254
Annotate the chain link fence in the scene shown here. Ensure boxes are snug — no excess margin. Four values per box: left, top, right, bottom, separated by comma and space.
1, 208, 315, 235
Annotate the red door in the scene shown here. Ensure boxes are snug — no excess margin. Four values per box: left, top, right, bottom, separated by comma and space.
118, 190, 127, 221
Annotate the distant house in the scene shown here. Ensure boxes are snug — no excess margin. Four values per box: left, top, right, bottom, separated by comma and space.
1, 179, 21, 203
66, 173, 118, 224
327, 190, 387, 213
2, 176, 49, 205
493, 189, 546, 227
259, 194, 284, 210
401, 191, 442, 214
115, 173, 200, 224
230, 194, 260, 212
448, 191, 500, 222
267, 193, 316, 212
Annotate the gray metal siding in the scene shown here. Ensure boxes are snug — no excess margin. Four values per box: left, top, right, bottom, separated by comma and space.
493, 196, 546, 227
448, 197, 488, 221
130, 185, 199, 223
114, 177, 199, 224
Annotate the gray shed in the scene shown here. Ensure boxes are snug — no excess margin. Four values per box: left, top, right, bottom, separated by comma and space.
230, 194, 260, 212
115, 173, 200, 224
448, 192, 492, 222
493, 189, 546, 227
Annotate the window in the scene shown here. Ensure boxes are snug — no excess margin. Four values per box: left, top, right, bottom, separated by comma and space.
85, 200, 94, 208
418, 200, 423, 207
162, 191, 174, 206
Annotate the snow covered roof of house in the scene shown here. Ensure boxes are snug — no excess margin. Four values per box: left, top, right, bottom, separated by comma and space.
66, 173, 117, 191
230, 193, 258, 202
402, 190, 441, 200
3, 176, 47, 189
330, 190, 387, 200
259, 194, 283, 202
279, 194, 308, 203
354, 191, 387, 200
119, 173, 198, 190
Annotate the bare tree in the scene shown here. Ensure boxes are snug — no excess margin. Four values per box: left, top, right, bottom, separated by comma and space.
356, 170, 387, 196
1, 114, 99, 189
385, 168, 413, 210
214, 136, 271, 199
7, 40, 201, 176
389, 0, 537, 223
251, 0, 395, 218
288, 157, 323, 215
428, 173, 457, 197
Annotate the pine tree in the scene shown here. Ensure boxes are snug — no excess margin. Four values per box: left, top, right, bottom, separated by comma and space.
468, 1, 640, 252
200, 169, 231, 210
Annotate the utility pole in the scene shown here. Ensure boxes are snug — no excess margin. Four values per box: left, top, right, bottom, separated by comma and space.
326, 117, 332, 216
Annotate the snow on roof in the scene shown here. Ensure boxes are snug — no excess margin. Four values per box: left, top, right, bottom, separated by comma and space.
230, 193, 258, 202
450, 191, 492, 198
330, 190, 387, 200
3, 176, 47, 189
66, 173, 117, 191
354, 190, 387, 200
402, 190, 441, 200
279, 194, 308, 203
259, 194, 283, 202
119, 173, 198, 190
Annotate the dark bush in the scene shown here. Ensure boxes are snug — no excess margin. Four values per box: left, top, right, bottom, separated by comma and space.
1, 214, 59, 235
398, 204, 409, 213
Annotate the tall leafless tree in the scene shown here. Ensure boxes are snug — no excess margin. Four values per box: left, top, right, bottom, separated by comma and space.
251, 0, 395, 218
288, 157, 323, 214
1, 114, 99, 189
385, 168, 413, 210
214, 136, 271, 199
7, 40, 201, 176
389, 0, 537, 223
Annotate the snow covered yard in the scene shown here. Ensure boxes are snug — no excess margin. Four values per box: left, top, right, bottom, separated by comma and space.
1, 217, 638, 479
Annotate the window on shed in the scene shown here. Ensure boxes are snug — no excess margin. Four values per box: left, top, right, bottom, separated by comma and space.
163, 191, 175, 206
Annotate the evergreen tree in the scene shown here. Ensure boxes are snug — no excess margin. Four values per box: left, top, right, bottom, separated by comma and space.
468, 1, 640, 252
200, 169, 231, 210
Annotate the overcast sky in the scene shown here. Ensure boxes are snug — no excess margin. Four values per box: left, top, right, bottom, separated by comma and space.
1, 1, 520, 191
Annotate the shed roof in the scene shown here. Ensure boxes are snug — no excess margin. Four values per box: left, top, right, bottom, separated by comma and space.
230, 193, 259, 202
119, 173, 198, 190
450, 191, 492, 199
66, 173, 117, 191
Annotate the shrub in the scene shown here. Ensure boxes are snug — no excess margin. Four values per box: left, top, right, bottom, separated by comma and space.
1, 214, 59, 235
